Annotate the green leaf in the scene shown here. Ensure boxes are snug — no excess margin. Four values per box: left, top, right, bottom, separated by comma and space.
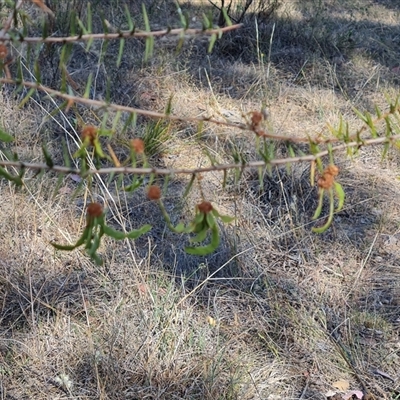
174, 222, 186, 233
121, 112, 137, 136
124, 4, 135, 31
183, 174, 196, 198
85, 37, 94, 53
51, 242, 80, 251
125, 224, 152, 239
42, 144, 54, 168
312, 190, 335, 233
77, 18, 89, 35
70, 10, 77, 35
0, 129, 14, 142
222, 170, 227, 189
142, 3, 150, 30
62, 138, 71, 169
18, 87, 36, 108
34, 59, 41, 84
312, 189, 324, 220
94, 139, 107, 158
124, 176, 143, 192
206, 211, 215, 228
176, 34, 185, 53
0, 166, 18, 184
91, 252, 103, 266
142, 4, 154, 62
190, 227, 209, 243
87, 232, 102, 255
86, 2, 92, 33
83, 73, 93, 99
102, 225, 127, 239
211, 208, 235, 225
333, 182, 345, 211
218, 214, 235, 223
352, 106, 368, 124
208, 33, 217, 53
177, 4, 189, 29
103, 224, 152, 240
365, 112, 377, 137
185, 225, 220, 255
59, 43, 73, 69
202, 13, 211, 29
144, 36, 154, 62
221, 7, 233, 26
112, 110, 122, 133
41, 17, 49, 38
117, 38, 125, 67
193, 211, 206, 226
193, 219, 207, 234
51, 224, 91, 251
288, 144, 296, 158
165, 95, 174, 115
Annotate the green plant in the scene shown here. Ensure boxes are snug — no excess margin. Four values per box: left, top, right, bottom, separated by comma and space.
52, 202, 151, 265
142, 119, 171, 158
0, 0, 399, 266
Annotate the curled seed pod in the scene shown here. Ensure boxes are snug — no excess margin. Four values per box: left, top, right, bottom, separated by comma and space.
87, 202, 103, 218
81, 126, 97, 146
0, 44, 8, 60
197, 201, 213, 214
131, 138, 145, 154
147, 185, 161, 200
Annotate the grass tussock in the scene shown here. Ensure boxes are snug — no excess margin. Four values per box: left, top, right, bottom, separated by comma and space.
1, 0, 400, 399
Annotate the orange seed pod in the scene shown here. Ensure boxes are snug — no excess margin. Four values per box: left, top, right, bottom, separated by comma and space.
87, 202, 103, 218
251, 111, 263, 126
318, 174, 334, 190
197, 201, 213, 214
81, 126, 97, 146
131, 138, 145, 154
0, 44, 8, 60
325, 165, 339, 177
147, 185, 161, 200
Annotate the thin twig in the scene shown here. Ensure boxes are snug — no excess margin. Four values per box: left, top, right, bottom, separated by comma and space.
0, 78, 295, 142
1, 133, 399, 177
1, 78, 398, 144
0, 24, 243, 44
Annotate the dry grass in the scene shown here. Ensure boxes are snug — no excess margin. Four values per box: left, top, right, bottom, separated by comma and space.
1, 0, 400, 399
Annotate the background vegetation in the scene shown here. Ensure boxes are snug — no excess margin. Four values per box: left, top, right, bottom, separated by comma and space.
0, 0, 399, 399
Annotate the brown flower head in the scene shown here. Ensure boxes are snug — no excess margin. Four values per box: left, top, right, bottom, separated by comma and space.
318, 174, 334, 190
0, 44, 8, 60
81, 126, 97, 146
325, 165, 339, 177
131, 138, 145, 154
147, 185, 161, 201
317, 164, 339, 189
251, 111, 263, 128
197, 201, 213, 214
87, 202, 103, 218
